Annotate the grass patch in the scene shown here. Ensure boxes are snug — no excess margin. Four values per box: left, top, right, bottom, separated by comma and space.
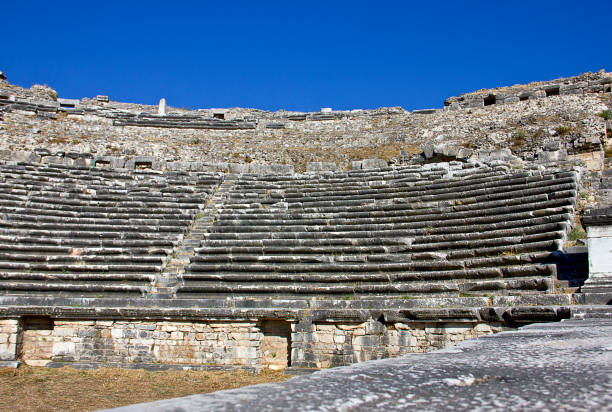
48, 136, 68, 144
568, 227, 587, 242
510, 129, 527, 150
0, 366, 289, 412
597, 109, 612, 121
555, 125, 573, 137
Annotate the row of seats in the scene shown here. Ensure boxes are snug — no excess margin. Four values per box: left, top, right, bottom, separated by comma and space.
179, 163, 577, 299
0, 162, 222, 296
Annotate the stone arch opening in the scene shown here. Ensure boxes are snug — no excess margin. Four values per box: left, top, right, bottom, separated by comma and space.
483, 94, 496, 106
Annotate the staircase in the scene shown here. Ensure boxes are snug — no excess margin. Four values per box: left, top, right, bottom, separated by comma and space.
151, 174, 238, 298
571, 305, 612, 319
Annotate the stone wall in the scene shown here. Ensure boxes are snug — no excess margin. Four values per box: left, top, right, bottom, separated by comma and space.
293, 319, 500, 368
17, 319, 260, 368
0, 319, 19, 361
444, 70, 612, 110
1, 317, 500, 370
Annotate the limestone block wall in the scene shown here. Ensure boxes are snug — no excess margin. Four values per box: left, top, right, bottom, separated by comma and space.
292, 319, 501, 369
18, 319, 261, 367
4, 317, 502, 369
0, 319, 19, 361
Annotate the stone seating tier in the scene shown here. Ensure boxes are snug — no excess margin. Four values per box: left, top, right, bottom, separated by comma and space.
179, 163, 577, 299
0, 162, 222, 296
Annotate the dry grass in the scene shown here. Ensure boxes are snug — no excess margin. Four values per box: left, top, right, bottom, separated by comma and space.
0, 366, 290, 412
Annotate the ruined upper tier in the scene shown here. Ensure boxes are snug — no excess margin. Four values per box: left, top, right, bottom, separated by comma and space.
0, 70, 610, 173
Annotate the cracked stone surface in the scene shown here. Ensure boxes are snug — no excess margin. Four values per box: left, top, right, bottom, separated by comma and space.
105, 319, 612, 412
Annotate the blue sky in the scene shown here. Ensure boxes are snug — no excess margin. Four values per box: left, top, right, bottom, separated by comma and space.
2, 1, 611, 112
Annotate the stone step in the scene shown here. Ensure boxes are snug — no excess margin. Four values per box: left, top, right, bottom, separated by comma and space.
203, 216, 570, 241
0, 271, 155, 281
0, 202, 202, 214
2, 214, 194, 226
0, 228, 183, 239
571, 305, 612, 319
0, 236, 177, 248
182, 264, 553, 282
187, 256, 557, 274
176, 277, 552, 296
0, 262, 162, 272
0, 220, 186, 233
0, 253, 165, 264
210, 208, 571, 234
0, 206, 198, 220
0, 280, 148, 294
231, 170, 573, 192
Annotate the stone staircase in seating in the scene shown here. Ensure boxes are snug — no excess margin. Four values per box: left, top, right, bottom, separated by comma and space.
153, 174, 238, 298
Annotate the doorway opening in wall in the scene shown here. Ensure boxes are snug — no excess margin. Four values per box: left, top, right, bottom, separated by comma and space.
519, 94, 530, 101
483, 94, 496, 106
545, 87, 560, 97
22, 316, 54, 331
260, 319, 292, 370
135, 161, 153, 169
604, 84, 611, 93
213, 113, 225, 120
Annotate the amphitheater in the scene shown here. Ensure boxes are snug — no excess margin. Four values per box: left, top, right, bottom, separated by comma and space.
0, 69, 610, 375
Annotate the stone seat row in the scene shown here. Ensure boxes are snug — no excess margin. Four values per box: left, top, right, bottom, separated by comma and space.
2, 235, 177, 249
0, 206, 197, 221
203, 210, 570, 240
0, 163, 221, 186
4, 213, 194, 226
0, 243, 171, 256
236, 165, 501, 188
0, 188, 215, 200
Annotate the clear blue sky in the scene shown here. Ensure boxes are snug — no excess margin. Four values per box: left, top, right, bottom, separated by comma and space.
2, 1, 611, 112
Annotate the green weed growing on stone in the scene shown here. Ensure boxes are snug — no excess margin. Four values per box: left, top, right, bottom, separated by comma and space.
555, 125, 572, 137
597, 109, 612, 120
568, 227, 587, 242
